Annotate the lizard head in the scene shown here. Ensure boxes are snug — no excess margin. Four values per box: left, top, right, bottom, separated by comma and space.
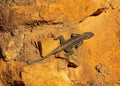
83, 32, 94, 40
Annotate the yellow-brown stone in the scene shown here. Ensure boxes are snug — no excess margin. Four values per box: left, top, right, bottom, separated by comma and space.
2, 34, 24, 61
0, 0, 120, 86
22, 63, 72, 86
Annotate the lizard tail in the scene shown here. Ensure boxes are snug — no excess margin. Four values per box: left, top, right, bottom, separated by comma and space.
27, 50, 56, 65
27, 53, 52, 65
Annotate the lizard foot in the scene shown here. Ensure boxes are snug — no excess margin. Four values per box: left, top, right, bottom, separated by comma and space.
27, 60, 34, 65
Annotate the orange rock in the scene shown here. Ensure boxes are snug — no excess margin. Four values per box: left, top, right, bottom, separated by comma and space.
76, 8, 120, 85
39, 32, 71, 56
21, 8, 120, 84
39, 38, 59, 56
0, 0, 120, 86
22, 63, 72, 86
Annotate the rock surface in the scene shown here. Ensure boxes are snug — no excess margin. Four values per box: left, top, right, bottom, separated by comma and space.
2, 32, 24, 61
22, 63, 72, 86
0, 0, 120, 86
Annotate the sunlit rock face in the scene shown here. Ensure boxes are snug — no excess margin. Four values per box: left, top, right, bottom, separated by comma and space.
0, 0, 120, 86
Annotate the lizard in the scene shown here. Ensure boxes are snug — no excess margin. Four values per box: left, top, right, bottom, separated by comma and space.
27, 32, 94, 67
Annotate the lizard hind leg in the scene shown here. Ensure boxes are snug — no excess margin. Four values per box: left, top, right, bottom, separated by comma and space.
64, 51, 78, 68
64, 48, 74, 55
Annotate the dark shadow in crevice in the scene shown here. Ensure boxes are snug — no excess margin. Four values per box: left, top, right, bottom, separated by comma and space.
24, 19, 63, 28
90, 8, 108, 16
0, 47, 4, 59
50, 22, 63, 25
11, 81, 25, 86
79, 7, 108, 23
55, 56, 78, 68
67, 61, 78, 68
37, 41, 42, 57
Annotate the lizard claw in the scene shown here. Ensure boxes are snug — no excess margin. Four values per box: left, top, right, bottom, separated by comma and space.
27, 60, 34, 65
51, 35, 57, 40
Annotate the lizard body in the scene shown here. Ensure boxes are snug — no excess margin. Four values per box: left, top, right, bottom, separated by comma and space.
28, 32, 94, 65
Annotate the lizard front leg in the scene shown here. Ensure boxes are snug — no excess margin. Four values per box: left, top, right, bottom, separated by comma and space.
52, 35, 66, 45
71, 33, 81, 38
64, 48, 74, 62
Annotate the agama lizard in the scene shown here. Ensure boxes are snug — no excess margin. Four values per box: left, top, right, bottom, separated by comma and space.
27, 32, 94, 67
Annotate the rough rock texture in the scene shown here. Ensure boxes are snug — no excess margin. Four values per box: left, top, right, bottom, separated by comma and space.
1, 30, 24, 61
22, 63, 72, 86
0, 0, 120, 86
